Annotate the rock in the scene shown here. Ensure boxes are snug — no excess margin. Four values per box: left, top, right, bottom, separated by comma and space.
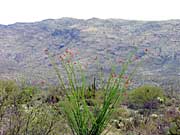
0, 18, 179, 91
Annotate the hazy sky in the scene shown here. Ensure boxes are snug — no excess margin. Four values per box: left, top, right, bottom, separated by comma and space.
0, 0, 180, 24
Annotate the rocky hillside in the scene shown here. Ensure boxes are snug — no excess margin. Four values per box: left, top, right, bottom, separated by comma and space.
0, 18, 179, 90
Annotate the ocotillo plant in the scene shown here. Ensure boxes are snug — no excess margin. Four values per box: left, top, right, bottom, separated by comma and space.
46, 48, 136, 135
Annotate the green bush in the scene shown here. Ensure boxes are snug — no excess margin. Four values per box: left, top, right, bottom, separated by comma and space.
128, 85, 164, 110
0, 80, 19, 119
168, 116, 180, 135
0, 80, 18, 92
0, 80, 63, 135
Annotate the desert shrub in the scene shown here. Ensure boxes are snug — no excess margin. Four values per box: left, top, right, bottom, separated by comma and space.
0, 80, 19, 93
0, 81, 37, 105
17, 86, 38, 105
168, 116, 180, 135
112, 107, 131, 120
162, 107, 180, 135
0, 80, 63, 135
18, 103, 63, 135
128, 85, 164, 110
0, 80, 19, 120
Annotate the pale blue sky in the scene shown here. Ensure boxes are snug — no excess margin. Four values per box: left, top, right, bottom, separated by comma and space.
0, 0, 180, 24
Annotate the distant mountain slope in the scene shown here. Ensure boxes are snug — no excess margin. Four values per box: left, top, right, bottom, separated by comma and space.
0, 18, 179, 90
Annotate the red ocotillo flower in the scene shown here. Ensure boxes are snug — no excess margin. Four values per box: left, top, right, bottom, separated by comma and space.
133, 55, 139, 61
40, 80, 46, 85
65, 49, 69, 53
111, 73, 117, 78
123, 92, 128, 97
123, 75, 128, 80
125, 79, 130, 88
59, 55, 65, 61
44, 48, 49, 55
94, 56, 98, 60
117, 58, 124, 64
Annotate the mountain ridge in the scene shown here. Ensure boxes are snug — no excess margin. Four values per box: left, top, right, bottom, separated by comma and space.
0, 18, 179, 91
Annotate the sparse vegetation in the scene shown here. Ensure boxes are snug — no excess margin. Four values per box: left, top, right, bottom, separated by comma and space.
128, 85, 165, 110
0, 79, 180, 135
0, 48, 180, 135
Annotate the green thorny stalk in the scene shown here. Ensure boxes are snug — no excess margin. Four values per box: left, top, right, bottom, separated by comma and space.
48, 50, 138, 135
